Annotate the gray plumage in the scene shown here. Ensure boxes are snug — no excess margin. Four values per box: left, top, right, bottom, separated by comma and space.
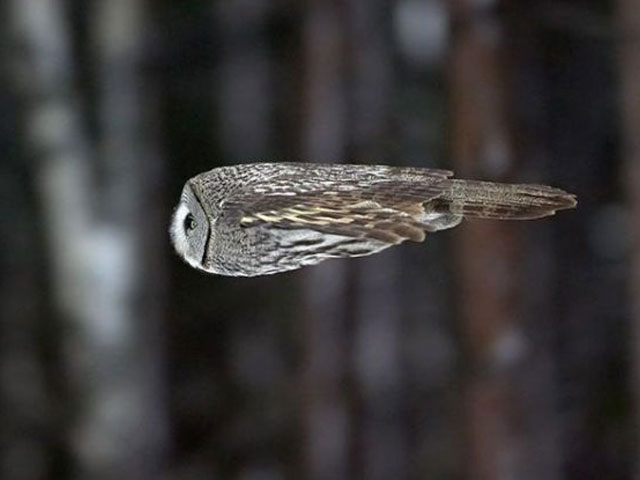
170, 162, 577, 277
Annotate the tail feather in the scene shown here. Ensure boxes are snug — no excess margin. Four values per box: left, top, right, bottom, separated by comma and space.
431, 180, 577, 220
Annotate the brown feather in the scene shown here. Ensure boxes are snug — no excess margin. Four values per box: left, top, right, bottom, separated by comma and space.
430, 180, 577, 219
224, 163, 576, 245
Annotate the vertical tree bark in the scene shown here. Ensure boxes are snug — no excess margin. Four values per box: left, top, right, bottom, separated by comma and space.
6, 3, 94, 478
300, 2, 351, 479
214, 3, 291, 478
0, 81, 51, 480
346, 0, 409, 478
88, 1, 169, 478
215, 0, 273, 160
617, 1, 640, 477
501, 6, 566, 480
448, 3, 523, 479
8, 0, 168, 478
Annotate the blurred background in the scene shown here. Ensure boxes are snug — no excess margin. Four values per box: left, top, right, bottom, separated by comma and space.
1, 0, 636, 479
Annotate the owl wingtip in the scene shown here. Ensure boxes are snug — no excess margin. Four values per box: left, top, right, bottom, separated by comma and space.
566, 194, 578, 208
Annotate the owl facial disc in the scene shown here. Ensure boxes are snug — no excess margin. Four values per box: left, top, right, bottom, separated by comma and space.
170, 184, 210, 270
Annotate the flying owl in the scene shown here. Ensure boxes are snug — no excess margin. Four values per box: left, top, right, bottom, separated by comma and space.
170, 163, 576, 277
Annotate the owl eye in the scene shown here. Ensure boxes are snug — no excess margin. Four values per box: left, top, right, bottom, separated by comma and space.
184, 213, 197, 234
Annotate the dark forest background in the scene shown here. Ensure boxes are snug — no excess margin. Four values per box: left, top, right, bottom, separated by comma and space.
2, 0, 637, 479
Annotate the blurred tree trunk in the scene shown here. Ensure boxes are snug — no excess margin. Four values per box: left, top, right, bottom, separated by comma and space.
7, 0, 168, 478
214, 3, 291, 479
0, 62, 51, 480
89, 0, 169, 476
216, 0, 273, 161
300, 2, 351, 479
448, 3, 559, 479
6, 3, 96, 477
346, 0, 409, 479
501, 6, 565, 480
618, 0, 640, 477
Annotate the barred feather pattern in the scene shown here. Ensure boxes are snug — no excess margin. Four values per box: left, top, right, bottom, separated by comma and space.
172, 162, 576, 276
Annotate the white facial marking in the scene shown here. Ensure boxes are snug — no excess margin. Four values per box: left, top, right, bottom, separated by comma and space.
170, 203, 201, 270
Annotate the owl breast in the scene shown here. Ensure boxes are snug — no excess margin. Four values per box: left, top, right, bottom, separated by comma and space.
205, 221, 390, 276
266, 228, 391, 270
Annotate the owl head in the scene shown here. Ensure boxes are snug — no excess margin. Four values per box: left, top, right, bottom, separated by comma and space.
170, 184, 210, 270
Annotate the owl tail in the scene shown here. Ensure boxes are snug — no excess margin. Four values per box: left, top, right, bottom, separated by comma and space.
431, 179, 577, 220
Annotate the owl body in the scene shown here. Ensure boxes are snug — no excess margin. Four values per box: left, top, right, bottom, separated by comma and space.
170, 163, 576, 277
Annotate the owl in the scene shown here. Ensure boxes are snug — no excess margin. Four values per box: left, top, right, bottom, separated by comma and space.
170, 163, 576, 277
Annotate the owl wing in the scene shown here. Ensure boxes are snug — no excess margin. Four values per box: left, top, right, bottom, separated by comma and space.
223, 164, 454, 244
